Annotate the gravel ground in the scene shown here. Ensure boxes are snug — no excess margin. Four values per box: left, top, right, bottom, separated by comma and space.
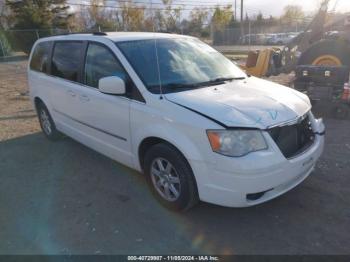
0, 61, 40, 141
0, 60, 350, 255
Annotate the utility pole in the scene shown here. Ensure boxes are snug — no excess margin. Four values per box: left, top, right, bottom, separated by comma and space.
240, 0, 244, 38
234, 0, 237, 21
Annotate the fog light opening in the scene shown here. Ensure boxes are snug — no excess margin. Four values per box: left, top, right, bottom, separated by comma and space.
246, 189, 273, 201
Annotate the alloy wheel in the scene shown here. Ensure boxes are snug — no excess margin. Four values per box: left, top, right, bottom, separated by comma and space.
40, 109, 52, 135
150, 157, 181, 202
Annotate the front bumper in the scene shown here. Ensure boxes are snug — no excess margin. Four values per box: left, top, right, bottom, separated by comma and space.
190, 118, 325, 208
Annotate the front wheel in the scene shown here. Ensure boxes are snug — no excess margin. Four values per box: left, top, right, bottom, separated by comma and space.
144, 143, 199, 211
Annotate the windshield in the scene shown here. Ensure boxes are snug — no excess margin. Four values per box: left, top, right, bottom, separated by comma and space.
116, 38, 246, 94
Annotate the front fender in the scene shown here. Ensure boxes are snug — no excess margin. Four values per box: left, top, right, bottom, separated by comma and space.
132, 122, 206, 172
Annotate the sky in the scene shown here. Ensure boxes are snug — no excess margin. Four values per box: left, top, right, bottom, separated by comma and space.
3, 0, 348, 20
243, 0, 350, 17
160, 0, 350, 21
164, 0, 350, 18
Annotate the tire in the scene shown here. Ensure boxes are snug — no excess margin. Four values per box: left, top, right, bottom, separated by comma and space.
37, 102, 62, 141
143, 143, 199, 211
298, 39, 350, 66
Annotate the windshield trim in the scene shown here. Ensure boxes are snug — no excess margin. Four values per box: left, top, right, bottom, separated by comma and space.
115, 38, 246, 95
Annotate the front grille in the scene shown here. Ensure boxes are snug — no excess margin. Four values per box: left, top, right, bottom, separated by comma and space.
268, 115, 315, 159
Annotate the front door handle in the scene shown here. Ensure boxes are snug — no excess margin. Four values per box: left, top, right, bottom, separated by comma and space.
80, 94, 90, 102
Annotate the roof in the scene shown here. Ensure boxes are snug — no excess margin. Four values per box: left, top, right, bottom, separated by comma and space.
38, 32, 193, 43
105, 32, 193, 42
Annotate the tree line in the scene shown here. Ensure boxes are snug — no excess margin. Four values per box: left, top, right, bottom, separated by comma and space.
1, 0, 308, 35
0, 0, 307, 54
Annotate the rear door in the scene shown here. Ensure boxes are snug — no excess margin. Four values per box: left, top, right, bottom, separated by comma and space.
48, 41, 85, 129
28, 41, 53, 107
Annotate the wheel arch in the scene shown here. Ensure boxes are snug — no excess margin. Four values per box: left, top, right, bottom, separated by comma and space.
34, 96, 45, 112
138, 136, 200, 202
138, 137, 187, 172
33, 96, 55, 124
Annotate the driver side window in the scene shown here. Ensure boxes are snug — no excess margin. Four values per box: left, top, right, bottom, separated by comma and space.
84, 43, 126, 88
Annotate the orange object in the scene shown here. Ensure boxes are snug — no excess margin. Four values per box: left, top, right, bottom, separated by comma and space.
207, 131, 221, 151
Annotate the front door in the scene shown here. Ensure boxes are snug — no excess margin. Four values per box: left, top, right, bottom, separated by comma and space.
66, 42, 133, 167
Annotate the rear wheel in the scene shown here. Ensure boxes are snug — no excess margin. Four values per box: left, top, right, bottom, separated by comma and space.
298, 40, 350, 66
144, 143, 199, 211
37, 102, 62, 141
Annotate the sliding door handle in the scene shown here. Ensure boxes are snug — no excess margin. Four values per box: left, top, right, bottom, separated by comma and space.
67, 90, 76, 97
80, 94, 90, 102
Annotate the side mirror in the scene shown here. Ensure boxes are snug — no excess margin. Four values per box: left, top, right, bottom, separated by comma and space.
98, 76, 125, 95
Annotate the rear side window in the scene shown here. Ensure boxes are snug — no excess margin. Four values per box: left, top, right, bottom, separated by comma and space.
84, 43, 126, 88
30, 42, 51, 73
51, 41, 83, 82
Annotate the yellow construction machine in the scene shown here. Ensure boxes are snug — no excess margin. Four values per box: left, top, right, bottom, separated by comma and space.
240, 0, 350, 78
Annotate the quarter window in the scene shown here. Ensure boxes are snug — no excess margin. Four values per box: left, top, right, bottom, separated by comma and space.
84, 43, 126, 88
30, 42, 51, 73
51, 41, 83, 82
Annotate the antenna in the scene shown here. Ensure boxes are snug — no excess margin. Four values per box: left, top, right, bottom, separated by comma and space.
150, 0, 163, 99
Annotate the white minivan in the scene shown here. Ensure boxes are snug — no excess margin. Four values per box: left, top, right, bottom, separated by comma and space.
28, 32, 325, 211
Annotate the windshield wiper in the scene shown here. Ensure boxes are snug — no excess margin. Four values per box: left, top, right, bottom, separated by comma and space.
201, 76, 246, 87
164, 79, 235, 89
148, 77, 246, 93
209, 77, 245, 83
148, 82, 203, 93
163, 83, 200, 89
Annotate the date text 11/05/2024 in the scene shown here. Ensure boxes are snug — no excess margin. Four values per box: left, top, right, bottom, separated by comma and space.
127, 255, 220, 261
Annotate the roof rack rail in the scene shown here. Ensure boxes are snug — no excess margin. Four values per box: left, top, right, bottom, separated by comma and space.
92, 32, 107, 36
51, 31, 108, 37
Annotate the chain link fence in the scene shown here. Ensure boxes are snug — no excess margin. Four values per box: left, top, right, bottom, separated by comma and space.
0, 27, 212, 59
0, 24, 307, 61
0, 29, 73, 59
212, 23, 307, 46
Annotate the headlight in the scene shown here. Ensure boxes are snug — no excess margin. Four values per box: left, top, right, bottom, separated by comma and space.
206, 129, 268, 157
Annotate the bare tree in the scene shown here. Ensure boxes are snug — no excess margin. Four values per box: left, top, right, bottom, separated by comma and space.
281, 5, 305, 28
87, 0, 117, 31
119, 0, 146, 31
187, 7, 209, 36
0, 0, 11, 29
152, 0, 182, 33
211, 5, 233, 31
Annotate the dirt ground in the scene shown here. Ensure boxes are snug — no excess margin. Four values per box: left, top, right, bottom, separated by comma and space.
0, 60, 350, 255
0, 61, 40, 141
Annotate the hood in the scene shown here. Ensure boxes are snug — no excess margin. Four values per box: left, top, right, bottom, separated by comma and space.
165, 77, 311, 129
